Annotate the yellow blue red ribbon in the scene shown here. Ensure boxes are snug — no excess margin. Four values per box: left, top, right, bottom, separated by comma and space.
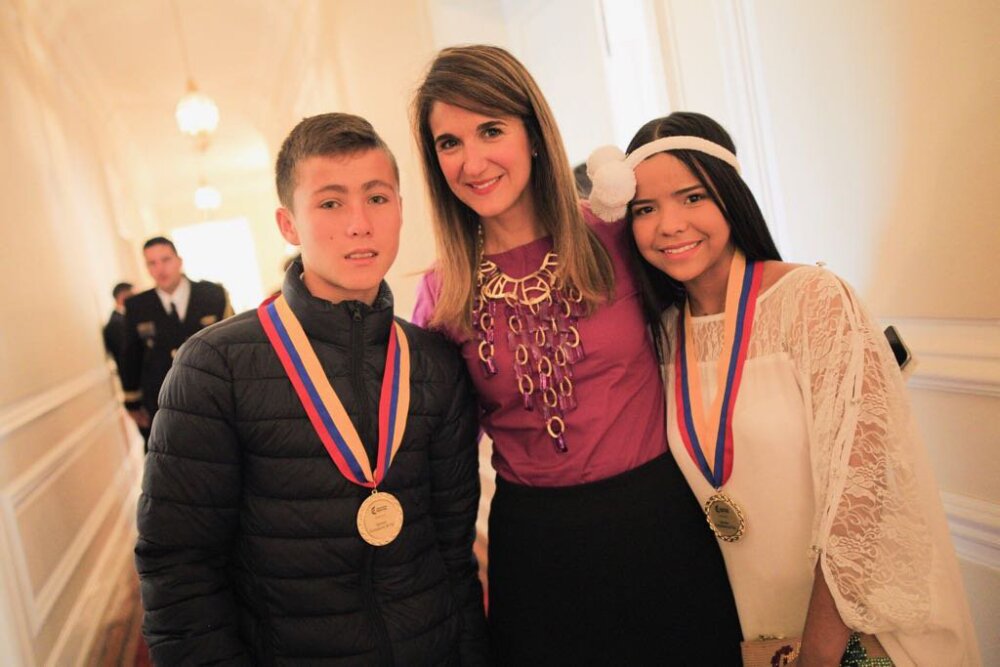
674, 252, 762, 488
258, 294, 410, 488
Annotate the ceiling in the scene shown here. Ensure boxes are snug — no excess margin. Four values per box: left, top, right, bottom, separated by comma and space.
18, 0, 311, 223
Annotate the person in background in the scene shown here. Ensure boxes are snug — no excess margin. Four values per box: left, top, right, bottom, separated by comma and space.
572, 161, 592, 198
135, 113, 488, 664
102, 281, 132, 368
411, 45, 742, 665
118, 236, 232, 448
589, 110, 981, 666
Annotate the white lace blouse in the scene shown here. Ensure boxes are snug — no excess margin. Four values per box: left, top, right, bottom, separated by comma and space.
660, 266, 980, 666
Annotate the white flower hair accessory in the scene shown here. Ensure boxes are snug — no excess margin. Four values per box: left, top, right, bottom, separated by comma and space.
586, 136, 742, 222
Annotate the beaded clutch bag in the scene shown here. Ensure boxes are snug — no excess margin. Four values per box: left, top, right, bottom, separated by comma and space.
740, 636, 799, 667
741, 633, 893, 667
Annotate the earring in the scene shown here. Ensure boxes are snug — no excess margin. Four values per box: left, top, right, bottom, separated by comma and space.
531, 149, 538, 158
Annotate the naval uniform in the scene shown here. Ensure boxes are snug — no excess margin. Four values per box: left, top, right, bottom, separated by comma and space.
119, 278, 231, 448
102, 310, 126, 368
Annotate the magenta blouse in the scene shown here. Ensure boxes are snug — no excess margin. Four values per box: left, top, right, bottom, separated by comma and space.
413, 210, 666, 487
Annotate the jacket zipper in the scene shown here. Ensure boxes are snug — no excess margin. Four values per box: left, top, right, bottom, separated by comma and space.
363, 547, 395, 666
349, 305, 373, 449
350, 304, 394, 666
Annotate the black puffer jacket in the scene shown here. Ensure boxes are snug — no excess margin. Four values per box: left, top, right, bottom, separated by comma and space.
136, 269, 487, 666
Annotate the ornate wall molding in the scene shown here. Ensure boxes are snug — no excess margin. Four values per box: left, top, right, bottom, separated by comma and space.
45, 476, 137, 667
943, 492, 1000, 570
0, 402, 124, 636
0, 509, 33, 666
0, 367, 111, 441
887, 318, 1000, 398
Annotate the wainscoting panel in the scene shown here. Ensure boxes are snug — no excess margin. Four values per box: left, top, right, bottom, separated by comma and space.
1, 403, 121, 635
891, 318, 1000, 398
0, 365, 138, 666
45, 464, 137, 667
943, 492, 1000, 571
0, 367, 110, 442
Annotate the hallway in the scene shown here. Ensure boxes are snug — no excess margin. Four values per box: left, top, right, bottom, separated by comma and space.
1, 1, 997, 664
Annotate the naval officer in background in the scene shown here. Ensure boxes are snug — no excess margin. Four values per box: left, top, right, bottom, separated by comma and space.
119, 236, 232, 448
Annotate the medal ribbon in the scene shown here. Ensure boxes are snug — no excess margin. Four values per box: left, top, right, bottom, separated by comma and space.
258, 294, 410, 488
674, 252, 762, 488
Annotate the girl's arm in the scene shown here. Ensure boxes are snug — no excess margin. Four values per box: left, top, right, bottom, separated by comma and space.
791, 268, 934, 661
796, 563, 852, 666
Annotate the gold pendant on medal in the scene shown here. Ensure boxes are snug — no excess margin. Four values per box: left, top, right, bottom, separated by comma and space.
357, 491, 404, 546
705, 492, 746, 542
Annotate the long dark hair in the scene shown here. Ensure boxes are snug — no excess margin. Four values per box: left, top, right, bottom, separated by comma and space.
624, 112, 781, 357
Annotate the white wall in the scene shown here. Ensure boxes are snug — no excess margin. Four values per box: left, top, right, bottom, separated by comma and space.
315, 0, 441, 318
500, 0, 618, 165
428, 0, 512, 50
0, 9, 144, 665
654, 0, 1000, 661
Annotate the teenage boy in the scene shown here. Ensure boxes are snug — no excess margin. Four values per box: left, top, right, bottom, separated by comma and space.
136, 113, 487, 665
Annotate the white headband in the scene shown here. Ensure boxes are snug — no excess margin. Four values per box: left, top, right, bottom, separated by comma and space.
586, 136, 741, 222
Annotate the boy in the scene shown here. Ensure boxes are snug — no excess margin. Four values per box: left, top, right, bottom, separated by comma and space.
136, 113, 487, 665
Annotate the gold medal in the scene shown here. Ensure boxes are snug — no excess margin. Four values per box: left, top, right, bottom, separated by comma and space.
673, 254, 762, 544
705, 492, 746, 542
259, 297, 412, 548
357, 491, 404, 546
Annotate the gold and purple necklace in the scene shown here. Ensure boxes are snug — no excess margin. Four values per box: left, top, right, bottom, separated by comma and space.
471, 225, 586, 452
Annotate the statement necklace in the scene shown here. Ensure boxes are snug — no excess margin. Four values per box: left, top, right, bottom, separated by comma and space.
472, 227, 586, 452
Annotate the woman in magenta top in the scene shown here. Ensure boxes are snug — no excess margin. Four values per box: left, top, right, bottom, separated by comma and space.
411, 45, 741, 664
414, 210, 664, 486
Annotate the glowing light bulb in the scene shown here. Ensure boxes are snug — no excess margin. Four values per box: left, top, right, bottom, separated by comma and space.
175, 83, 219, 136
194, 184, 221, 210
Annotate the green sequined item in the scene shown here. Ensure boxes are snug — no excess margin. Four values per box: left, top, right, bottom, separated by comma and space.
840, 633, 894, 667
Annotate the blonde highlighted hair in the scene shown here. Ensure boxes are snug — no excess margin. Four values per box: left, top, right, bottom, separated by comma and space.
411, 45, 614, 337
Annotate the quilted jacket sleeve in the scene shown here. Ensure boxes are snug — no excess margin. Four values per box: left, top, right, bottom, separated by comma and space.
426, 346, 489, 665
134, 335, 249, 665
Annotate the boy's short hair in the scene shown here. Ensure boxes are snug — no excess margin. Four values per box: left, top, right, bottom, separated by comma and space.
143, 236, 177, 254
275, 113, 400, 209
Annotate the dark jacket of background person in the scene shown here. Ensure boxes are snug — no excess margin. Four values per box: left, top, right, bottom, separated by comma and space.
118, 280, 230, 419
134, 270, 488, 666
102, 310, 126, 368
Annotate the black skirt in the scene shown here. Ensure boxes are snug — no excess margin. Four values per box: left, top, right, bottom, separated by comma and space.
487, 453, 743, 666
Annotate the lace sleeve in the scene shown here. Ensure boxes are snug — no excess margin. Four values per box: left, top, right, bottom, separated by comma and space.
790, 269, 932, 633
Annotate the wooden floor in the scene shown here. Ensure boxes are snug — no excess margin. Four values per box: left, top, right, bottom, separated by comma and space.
85, 567, 150, 667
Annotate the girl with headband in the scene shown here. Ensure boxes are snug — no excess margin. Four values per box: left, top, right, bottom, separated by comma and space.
412, 47, 742, 664
589, 111, 980, 666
